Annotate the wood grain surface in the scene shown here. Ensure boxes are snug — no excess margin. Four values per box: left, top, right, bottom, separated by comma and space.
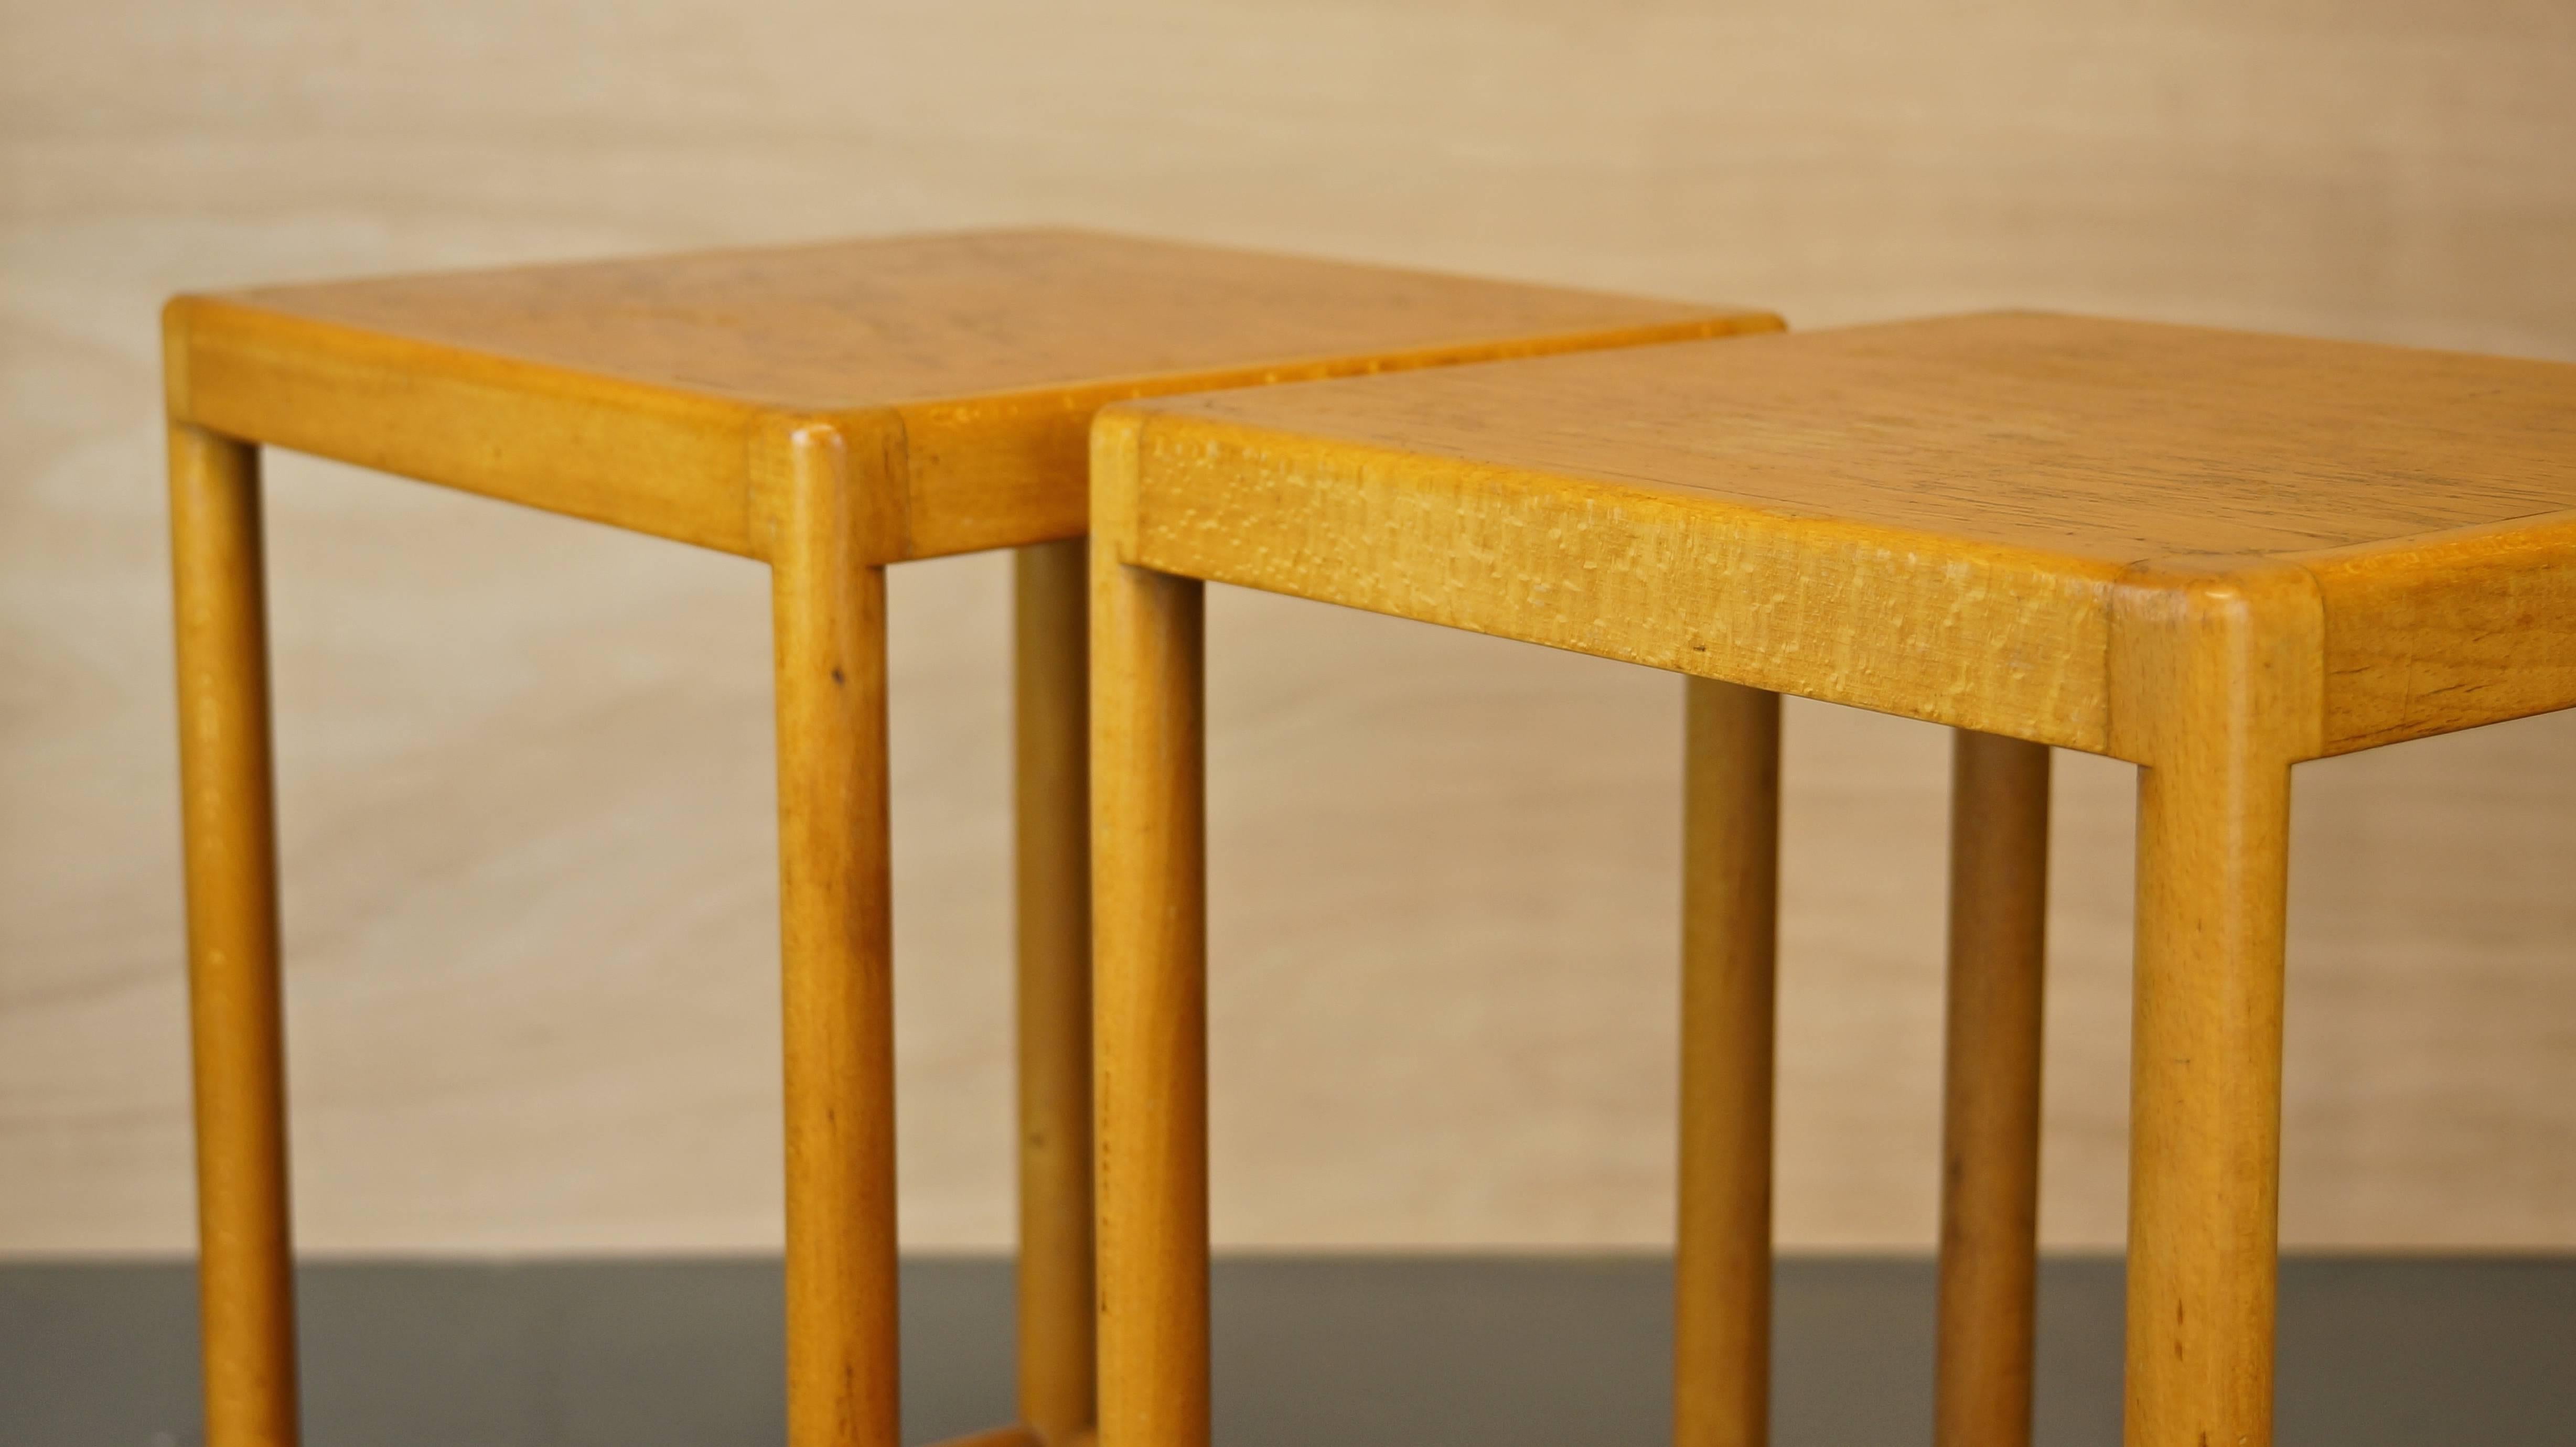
1936, 732, 2050, 1447
1104, 314, 2576, 759
173, 232, 1768, 560
1109, 314, 2576, 564
6, 0, 2575, 1256
1096, 316, 2571, 1446
203, 231, 1744, 411
162, 229, 1767, 1447
1674, 679, 1780, 1447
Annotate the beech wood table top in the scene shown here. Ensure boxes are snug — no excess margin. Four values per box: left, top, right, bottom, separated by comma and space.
165, 227, 1776, 563
1096, 312, 2576, 761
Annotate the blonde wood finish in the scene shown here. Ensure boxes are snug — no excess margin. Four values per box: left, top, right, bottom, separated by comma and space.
22, 0, 2576, 1270
159, 229, 1768, 1444
167, 299, 763, 555
767, 426, 902, 1447
1088, 479, 1211, 1447
1102, 313, 2576, 760
168, 424, 299, 1447
2302, 513, 2576, 755
2111, 563, 2318, 1447
1094, 313, 2576, 1447
1673, 679, 1781, 1447
1935, 731, 2052, 1447
1013, 539, 1096, 1444
165, 230, 1776, 564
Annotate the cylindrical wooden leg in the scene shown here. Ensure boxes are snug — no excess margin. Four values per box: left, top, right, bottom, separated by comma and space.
170, 422, 301, 1447
1935, 731, 2051, 1447
1014, 539, 1096, 1444
1090, 548, 1208, 1447
1675, 677, 1780, 1447
772, 427, 901, 1447
2124, 746, 2291, 1447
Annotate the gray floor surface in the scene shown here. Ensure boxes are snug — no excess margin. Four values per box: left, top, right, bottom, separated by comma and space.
3, 1256, 2570, 1445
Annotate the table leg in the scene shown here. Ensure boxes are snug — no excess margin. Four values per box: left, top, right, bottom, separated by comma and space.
772, 426, 901, 1447
1935, 731, 2051, 1447
2124, 741, 2291, 1447
1015, 539, 1097, 1444
1675, 678, 1780, 1447
171, 422, 301, 1447
1090, 550, 1208, 1447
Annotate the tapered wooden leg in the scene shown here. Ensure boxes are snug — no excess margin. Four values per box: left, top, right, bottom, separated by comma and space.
170, 422, 301, 1447
1675, 677, 1780, 1447
1014, 539, 1096, 1445
2124, 744, 2291, 1447
772, 427, 900, 1447
1935, 731, 2051, 1447
1090, 549, 1208, 1447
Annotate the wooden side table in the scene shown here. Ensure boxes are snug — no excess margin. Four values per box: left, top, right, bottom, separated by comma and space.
1087, 312, 2576, 1447
163, 227, 1779, 1447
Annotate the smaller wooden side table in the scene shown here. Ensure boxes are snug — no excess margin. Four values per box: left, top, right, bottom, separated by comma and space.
163, 228, 1778, 1447
1087, 314, 2576, 1447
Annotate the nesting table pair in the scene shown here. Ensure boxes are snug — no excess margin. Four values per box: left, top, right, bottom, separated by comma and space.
167, 229, 2576, 1447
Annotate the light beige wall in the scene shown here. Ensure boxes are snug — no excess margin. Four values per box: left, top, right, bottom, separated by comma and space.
4, 0, 2572, 1255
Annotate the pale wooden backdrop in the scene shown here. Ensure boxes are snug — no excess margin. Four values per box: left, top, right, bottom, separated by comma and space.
4, 0, 2571, 1255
